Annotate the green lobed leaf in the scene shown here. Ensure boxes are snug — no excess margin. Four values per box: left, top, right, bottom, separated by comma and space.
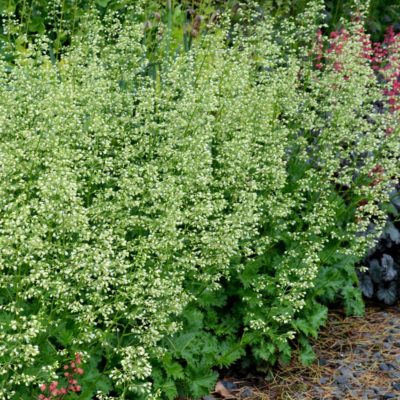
185, 365, 218, 399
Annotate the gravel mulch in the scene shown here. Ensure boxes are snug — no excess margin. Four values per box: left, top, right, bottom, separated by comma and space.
206, 305, 400, 400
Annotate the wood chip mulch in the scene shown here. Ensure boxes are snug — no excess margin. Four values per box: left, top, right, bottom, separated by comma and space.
211, 304, 400, 400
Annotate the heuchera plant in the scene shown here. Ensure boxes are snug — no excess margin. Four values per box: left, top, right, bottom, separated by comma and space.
355, 25, 400, 305
0, 1, 398, 399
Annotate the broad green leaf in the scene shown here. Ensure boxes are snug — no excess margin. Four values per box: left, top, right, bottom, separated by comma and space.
162, 380, 178, 400
186, 365, 218, 399
162, 354, 184, 379
216, 340, 245, 367
95, 0, 110, 7
299, 337, 316, 366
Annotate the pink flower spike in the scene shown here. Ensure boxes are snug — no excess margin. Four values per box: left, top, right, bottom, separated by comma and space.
335, 44, 343, 53
75, 385, 81, 392
38, 395, 45, 400
75, 353, 82, 364
70, 361, 75, 368
76, 368, 84, 375
40, 384, 47, 392
63, 365, 69, 370
49, 382, 58, 391
333, 61, 342, 71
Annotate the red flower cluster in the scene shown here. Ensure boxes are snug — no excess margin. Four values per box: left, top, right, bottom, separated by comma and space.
371, 26, 400, 114
313, 27, 351, 73
38, 353, 84, 400
368, 163, 385, 187
314, 29, 324, 70
311, 21, 399, 225
313, 22, 399, 132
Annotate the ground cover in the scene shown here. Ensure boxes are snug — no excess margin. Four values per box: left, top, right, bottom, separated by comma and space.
208, 304, 400, 399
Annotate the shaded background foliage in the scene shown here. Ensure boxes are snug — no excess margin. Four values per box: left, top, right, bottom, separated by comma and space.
1, 0, 399, 61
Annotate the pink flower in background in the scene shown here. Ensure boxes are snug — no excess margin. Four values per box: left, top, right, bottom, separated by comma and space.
37, 354, 84, 399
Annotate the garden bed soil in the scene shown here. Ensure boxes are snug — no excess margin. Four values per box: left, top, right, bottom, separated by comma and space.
208, 304, 400, 399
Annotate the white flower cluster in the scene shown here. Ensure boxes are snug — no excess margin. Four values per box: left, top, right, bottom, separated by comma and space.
109, 346, 153, 394
0, 1, 398, 397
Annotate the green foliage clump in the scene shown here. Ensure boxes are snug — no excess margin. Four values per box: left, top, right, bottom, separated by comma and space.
0, 1, 398, 399
0, 0, 223, 64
